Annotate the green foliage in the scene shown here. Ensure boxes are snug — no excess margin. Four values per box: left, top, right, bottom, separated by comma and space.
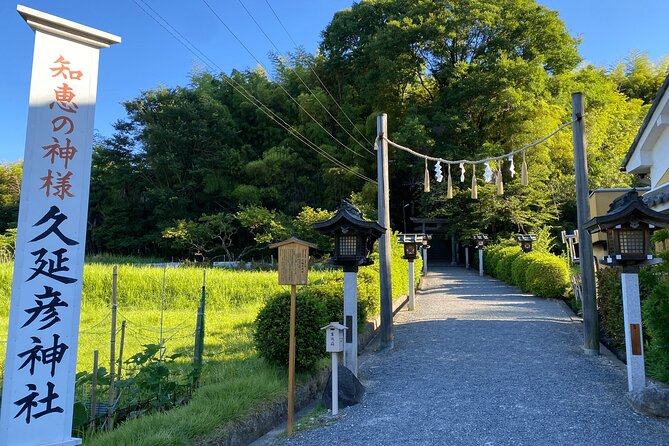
511, 253, 539, 290
0, 228, 16, 263
254, 290, 328, 371
596, 267, 624, 349
483, 245, 505, 275
610, 52, 669, 104
523, 252, 569, 298
495, 247, 522, 283
486, 243, 568, 298
643, 280, 669, 382
291, 207, 335, 252
235, 205, 290, 245
0, 161, 21, 207
162, 212, 238, 261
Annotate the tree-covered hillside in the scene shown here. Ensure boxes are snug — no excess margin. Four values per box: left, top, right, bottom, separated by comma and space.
1, 0, 667, 260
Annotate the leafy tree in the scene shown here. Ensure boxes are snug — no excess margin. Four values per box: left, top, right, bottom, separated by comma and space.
162, 212, 238, 261
0, 161, 21, 232
235, 205, 291, 246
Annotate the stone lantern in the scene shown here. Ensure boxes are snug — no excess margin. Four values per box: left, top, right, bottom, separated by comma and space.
472, 234, 489, 276
516, 234, 538, 253
397, 234, 427, 310
585, 190, 669, 392
313, 202, 383, 376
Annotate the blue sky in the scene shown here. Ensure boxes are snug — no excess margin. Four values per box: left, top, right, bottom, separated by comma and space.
2, 0, 668, 162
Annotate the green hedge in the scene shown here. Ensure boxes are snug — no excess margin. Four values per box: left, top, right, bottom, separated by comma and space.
484, 246, 569, 298
644, 280, 669, 382
495, 247, 522, 283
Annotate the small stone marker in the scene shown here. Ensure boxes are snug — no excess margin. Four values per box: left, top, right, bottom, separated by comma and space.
321, 322, 345, 415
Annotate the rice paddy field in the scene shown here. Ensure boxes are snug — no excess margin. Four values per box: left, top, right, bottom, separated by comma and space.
0, 262, 339, 445
0, 240, 417, 444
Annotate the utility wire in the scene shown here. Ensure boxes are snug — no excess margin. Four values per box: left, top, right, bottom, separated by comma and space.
133, 0, 376, 184
200, 0, 368, 160
264, 0, 374, 146
237, 0, 374, 156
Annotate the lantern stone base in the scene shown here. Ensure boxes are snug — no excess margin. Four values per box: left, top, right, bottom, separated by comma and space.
322, 366, 365, 410
627, 383, 669, 418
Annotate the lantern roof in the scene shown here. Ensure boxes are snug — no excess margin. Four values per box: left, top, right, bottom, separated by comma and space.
472, 234, 489, 241
585, 190, 669, 234
312, 201, 384, 237
268, 237, 318, 250
516, 234, 538, 242
321, 322, 346, 331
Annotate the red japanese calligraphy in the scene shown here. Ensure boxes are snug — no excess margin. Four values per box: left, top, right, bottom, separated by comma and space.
51, 116, 74, 134
42, 137, 77, 169
50, 56, 83, 80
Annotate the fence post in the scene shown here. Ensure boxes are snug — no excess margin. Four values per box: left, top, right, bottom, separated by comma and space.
107, 265, 118, 431
90, 350, 99, 432
193, 270, 207, 387
117, 320, 126, 384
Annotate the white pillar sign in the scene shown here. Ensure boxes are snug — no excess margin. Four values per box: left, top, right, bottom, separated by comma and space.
343, 272, 358, 375
0, 7, 119, 446
621, 272, 646, 392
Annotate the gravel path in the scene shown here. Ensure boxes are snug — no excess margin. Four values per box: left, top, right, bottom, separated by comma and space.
280, 266, 669, 446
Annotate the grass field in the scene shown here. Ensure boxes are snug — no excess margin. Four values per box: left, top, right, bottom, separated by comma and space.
0, 239, 418, 444
0, 263, 338, 444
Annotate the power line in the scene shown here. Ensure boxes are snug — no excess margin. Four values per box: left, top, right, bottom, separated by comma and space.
236, 0, 374, 156
200, 0, 369, 160
264, 0, 374, 147
132, 0, 376, 184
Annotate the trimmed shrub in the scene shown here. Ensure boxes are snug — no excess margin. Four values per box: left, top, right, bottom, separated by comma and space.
483, 245, 504, 275
308, 280, 368, 332
643, 280, 669, 382
596, 267, 624, 349
495, 247, 522, 282
524, 252, 569, 298
254, 289, 327, 371
511, 252, 539, 290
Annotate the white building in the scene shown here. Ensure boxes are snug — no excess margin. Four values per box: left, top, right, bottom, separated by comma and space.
623, 75, 669, 212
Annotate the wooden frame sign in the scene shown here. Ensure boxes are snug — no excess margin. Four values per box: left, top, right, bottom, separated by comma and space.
268, 237, 317, 435
269, 237, 317, 285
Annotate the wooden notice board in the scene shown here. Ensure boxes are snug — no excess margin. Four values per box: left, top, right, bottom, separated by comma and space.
278, 244, 309, 285
269, 237, 317, 285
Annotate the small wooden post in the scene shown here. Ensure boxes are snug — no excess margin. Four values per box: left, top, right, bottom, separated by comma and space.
117, 320, 126, 383
107, 265, 118, 431
90, 350, 99, 432
287, 283, 297, 435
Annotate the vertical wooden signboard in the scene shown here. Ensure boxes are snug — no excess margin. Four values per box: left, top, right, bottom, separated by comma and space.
0, 7, 120, 446
268, 238, 317, 435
